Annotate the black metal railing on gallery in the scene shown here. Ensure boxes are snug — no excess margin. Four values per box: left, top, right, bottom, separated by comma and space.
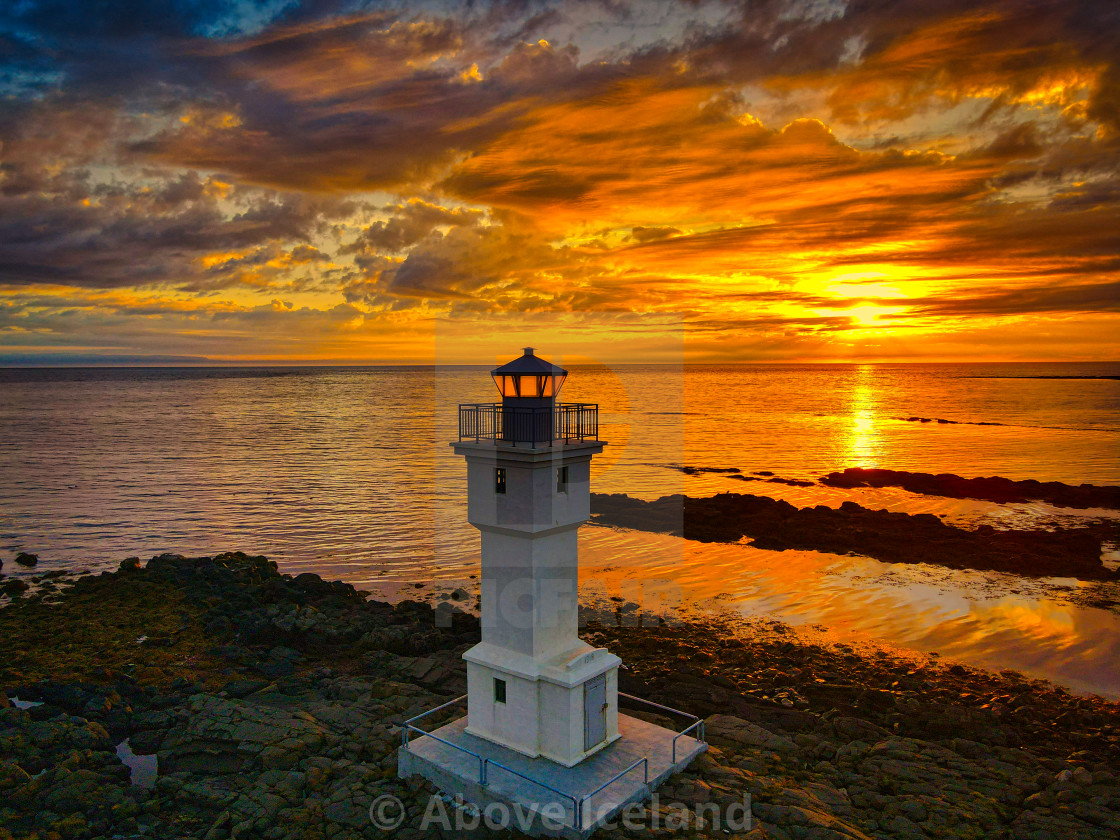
458, 403, 598, 446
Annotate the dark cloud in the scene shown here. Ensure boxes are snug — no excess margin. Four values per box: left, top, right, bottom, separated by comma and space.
0, 152, 352, 289
344, 200, 484, 253
366, 223, 557, 302
2, 1, 1120, 361
896, 279, 1120, 317
963, 122, 1045, 162
111, 10, 639, 193
629, 226, 681, 242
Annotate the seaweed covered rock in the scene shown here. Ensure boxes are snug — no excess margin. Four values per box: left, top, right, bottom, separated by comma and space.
591, 492, 1120, 580
821, 467, 1120, 510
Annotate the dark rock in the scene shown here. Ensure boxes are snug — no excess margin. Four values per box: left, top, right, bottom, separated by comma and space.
706, 713, 797, 754
255, 660, 294, 678
221, 679, 270, 699
28, 702, 67, 720
269, 646, 303, 663
820, 467, 1120, 510
2, 579, 30, 596
590, 491, 1119, 580
119, 557, 141, 572
832, 716, 890, 742
396, 651, 468, 694
128, 728, 164, 755
15, 552, 38, 567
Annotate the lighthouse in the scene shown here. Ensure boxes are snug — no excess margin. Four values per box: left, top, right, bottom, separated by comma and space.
398, 348, 706, 838
454, 348, 618, 765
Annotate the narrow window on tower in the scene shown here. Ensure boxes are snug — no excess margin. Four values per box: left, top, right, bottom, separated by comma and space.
495, 468, 506, 494
494, 678, 507, 704
556, 465, 569, 493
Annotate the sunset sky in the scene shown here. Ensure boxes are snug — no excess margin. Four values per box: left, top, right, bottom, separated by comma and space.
1, 0, 1118, 364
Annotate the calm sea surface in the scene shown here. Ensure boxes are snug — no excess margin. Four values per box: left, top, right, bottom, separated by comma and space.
2, 362, 1119, 695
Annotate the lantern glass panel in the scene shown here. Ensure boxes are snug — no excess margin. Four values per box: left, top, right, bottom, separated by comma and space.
540, 374, 563, 397
492, 372, 565, 398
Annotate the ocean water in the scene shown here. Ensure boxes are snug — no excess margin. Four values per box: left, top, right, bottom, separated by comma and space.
2, 362, 1119, 695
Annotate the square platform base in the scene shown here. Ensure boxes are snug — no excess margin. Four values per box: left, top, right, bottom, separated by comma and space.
398, 713, 706, 839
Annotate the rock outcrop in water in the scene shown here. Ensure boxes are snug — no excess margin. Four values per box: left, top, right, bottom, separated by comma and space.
820, 468, 1120, 510
1, 554, 1119, 838
591, 492, 1120, 580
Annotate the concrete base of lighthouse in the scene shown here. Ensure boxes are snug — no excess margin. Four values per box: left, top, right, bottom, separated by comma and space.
463, 641, 621, 766
398, 712, 707, 839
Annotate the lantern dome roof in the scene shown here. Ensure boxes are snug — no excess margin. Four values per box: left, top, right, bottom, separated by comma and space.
490, 347, 566, 377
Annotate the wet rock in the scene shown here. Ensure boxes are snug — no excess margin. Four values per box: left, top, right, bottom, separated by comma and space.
752, 801, 872, 839
222, 678, 271, 699
28, 702, 68, 721
268, 645, 303, 663
119, 556, 141, 572
590, 491, 1119, 580
14, 552, 38, 567
394, 650, 468, 695
832, 716, 890, 742
706, 713, 797, 755
668, 465, 743, 475
1071, 765, 1093, 785
884, 813, 924, 839
820, 467, 1120, 511
157, 693, 339, 777
2, 579, 29, 596
0, 759, 32, 791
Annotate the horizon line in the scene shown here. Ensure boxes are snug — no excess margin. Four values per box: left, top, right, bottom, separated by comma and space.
2, 359, 1118, 368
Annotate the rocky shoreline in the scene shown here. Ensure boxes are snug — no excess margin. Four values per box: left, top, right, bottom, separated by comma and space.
2, 553, 1119, 839
589, 492, 1120, 580
819, 468, 1120, 511
656, 466, 1120, 511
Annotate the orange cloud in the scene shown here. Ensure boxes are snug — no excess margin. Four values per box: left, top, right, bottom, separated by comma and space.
2, 0, 1120, 363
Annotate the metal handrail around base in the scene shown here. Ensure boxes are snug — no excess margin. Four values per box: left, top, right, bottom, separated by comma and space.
617, 692, 706, 763
578, 757, 648, 830
402, 692, 706, 831
401, 696, 578, 825
402, 695, 486, 785
483, 758, 579, 828
671, 719, 706, 764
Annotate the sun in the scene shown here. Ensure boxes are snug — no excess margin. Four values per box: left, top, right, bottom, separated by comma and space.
849, 305, 885, 325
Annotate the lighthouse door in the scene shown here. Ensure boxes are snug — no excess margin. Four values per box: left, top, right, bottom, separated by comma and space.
583, 675, 607, 750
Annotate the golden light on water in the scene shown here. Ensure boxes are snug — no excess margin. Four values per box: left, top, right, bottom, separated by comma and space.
846, 365, 882, 468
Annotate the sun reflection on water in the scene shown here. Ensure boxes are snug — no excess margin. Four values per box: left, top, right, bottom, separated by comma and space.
846, 365, 882, 467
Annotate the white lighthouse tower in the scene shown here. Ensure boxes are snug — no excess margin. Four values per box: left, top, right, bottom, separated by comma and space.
454, 348, 619, 765
399, 348, 705, 837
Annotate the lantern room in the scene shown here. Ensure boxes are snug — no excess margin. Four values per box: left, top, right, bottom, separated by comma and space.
492, 348, 567, 405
